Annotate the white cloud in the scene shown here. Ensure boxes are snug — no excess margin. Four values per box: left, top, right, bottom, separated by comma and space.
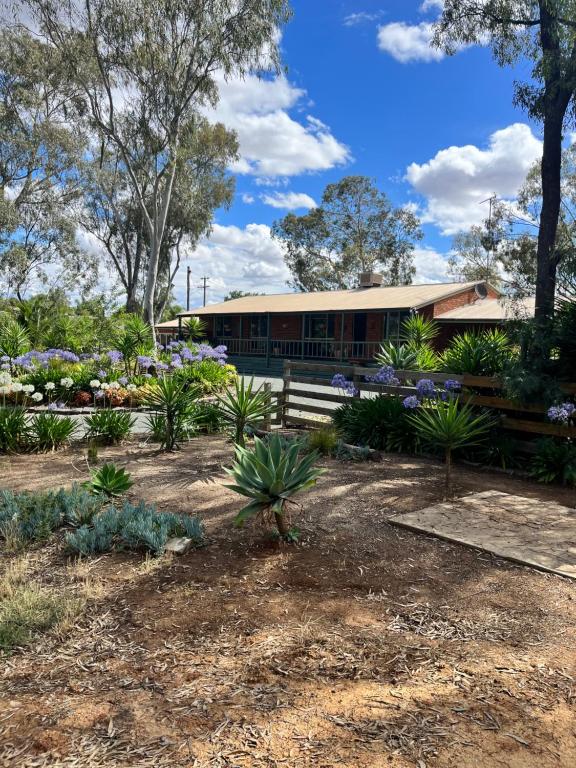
377, 21, 444, 63
420, 0, 444, 12
209, 74, 351, 177
261, 191, 317, 210
343, 11, 384, 27
412, 247, 451, 283
241, 193, 255, 204
406, 123, 543, 235
175, 222, 290, 306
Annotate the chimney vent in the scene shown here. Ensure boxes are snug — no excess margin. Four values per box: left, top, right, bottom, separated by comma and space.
359, 272, 383, 288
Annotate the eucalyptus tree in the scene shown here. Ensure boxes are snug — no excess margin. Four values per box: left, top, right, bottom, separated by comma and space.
0, 29, 88, 298
272, 175, 422, 291
15, 0, 292, 339
433, 1, 576, 322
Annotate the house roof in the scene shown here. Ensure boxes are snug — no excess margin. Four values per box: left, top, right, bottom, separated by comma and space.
155, 319, 180, 329
178, 281, 487, 317
435, 297, 536, 322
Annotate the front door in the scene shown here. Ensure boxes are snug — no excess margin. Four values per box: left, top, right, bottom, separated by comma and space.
353, 313, 367, 343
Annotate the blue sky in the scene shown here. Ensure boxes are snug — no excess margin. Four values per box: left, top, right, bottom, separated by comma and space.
174, 1, 543, 307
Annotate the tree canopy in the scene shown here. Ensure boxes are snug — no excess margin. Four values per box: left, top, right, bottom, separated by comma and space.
272, 176, 422, 292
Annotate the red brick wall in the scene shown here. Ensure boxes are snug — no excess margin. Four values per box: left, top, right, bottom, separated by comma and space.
432, 286, 499, 317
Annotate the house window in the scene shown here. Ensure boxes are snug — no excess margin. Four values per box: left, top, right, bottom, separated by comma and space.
304, 314, 335, 340
383, 311, 410, 342
215, 316, 233, 337
249, 315, 268, 338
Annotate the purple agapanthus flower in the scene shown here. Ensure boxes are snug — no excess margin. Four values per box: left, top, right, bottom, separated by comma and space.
94, 390, 105, 400
98, 369, 107, 379
137, 355, 153, 369
403, 395, 420, 409
548, 402, 575, 424
331, 373, 358, 396
107, 350, 123, 364
118, 376, 129, 386
366, 365, 399, 386
416, 379, 436, 398
444, 379, 462, 392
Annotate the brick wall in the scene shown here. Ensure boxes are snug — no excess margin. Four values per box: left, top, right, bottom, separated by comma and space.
432, 285, 500, 318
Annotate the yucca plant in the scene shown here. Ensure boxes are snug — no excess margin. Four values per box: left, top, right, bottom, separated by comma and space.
224, 433, 325, 539
408, 399, 494, 497
182, 315, 207, 340
375, 341, 419, 371
87, 463, 134, 497
0, 407, 28, 453
144, 377, 201, 450
115, 315, 154, 375
401, 314, 439, 346
0, 314, 30, 369
216, 377, 276, 447
84, 410, 136, 445
530, 438, 576, 486
29, 413, 77, 452
441, 329, 513, 376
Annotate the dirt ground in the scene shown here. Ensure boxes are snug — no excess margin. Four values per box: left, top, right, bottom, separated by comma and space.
0, 436, 575, 768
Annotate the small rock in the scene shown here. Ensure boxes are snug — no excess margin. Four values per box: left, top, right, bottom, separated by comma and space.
165, 537, 193, 555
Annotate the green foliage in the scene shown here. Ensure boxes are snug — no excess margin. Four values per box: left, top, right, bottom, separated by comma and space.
375, 341, 418, 370
530, 438, 576, 487
28, 413, 76, 451
84, 410, 136, 445
555, 299, 576, 380
87, 463, 134, 497
224, 433, 324, 538
174, 358, 236, 394
441, 329, 513, 376
0, 315, 30, 363
333, 395, 418, 453
0, 486, 103, 546
472, 431, 523, 471
307, 427, 338, 456
408, 399, 494, 495
401, 314, 439, 346
0, 407, 28, 453
182, 316, 207, 340
216, 377, 276, 447
115, 315, 154, 373
144, 377, 201, 450
66, 500, 203, 556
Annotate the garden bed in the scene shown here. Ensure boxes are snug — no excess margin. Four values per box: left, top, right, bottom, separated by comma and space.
0, 437, 575, 767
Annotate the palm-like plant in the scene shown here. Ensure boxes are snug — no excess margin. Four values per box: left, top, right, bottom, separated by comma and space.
224, 434, 325, 538
216, 377, 276, 447
144, 377, 201, 451
115, 315, 154, 374
182, 315, 207, 340
407, 399, 493, 497
375, 341, 419, 370
402, 314, 439, 346
0, 314, 30, 369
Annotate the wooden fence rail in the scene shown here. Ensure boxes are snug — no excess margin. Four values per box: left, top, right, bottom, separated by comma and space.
279, 360, 576, 440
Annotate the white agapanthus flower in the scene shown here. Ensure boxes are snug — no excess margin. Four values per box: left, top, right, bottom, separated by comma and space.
89, 379, 101, 389
44, 382, 56, 391
0, 385, 10, 395
60, 377, 74, 388
108, 381, 120, 390
22, 384, 35, 394
31, 392, 43, 402
0, 372, 12, 386
11, 382, 23, 392
100, 382, 110, 391
126, 384, 137, 391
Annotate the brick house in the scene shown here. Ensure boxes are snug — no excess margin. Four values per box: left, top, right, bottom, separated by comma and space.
157, 274, 527, 364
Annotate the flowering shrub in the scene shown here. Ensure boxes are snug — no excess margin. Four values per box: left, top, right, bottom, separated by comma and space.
331, 373, 358, 396
547, 402, 575, 425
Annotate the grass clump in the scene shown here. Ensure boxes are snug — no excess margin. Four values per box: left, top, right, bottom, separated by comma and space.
84, 410, 135, 445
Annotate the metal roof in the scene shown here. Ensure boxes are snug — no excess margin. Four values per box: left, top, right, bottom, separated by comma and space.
435, 297, 536, 322
178, 282, 485, 317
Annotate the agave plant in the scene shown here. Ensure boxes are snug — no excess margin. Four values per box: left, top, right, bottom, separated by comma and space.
224, 433, 325, 538
215, 377, 276, 447
375, 341, 419, 370
144, 377, 201, 450
407, 399, 494, 497
87, 463, 134, 497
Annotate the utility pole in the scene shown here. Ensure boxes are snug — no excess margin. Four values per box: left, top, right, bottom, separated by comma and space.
200, 276, 210, 307
186, 266, 191, 311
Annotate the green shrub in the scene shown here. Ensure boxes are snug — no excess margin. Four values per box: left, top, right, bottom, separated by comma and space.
84, 410, 135, 444
333, 395, 418, 453
375, 341, 419, 370
0, 486, 104, 546
401, 314, 439, 346
530, 438, 576, 486
0, 315, 30, 364
192, 401, 226, 434
0, 407, 28, 453
87, 463, 134, 497
144, 377, 201, 450
175, 358, 236, 394
224, 433, 324, 539
66, 500, 203, 556
307, 426, 338, 456
408, 400, 494, 496
441, 329, 514, 376
216, 377, 276, 447
28, 413, 77, 451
